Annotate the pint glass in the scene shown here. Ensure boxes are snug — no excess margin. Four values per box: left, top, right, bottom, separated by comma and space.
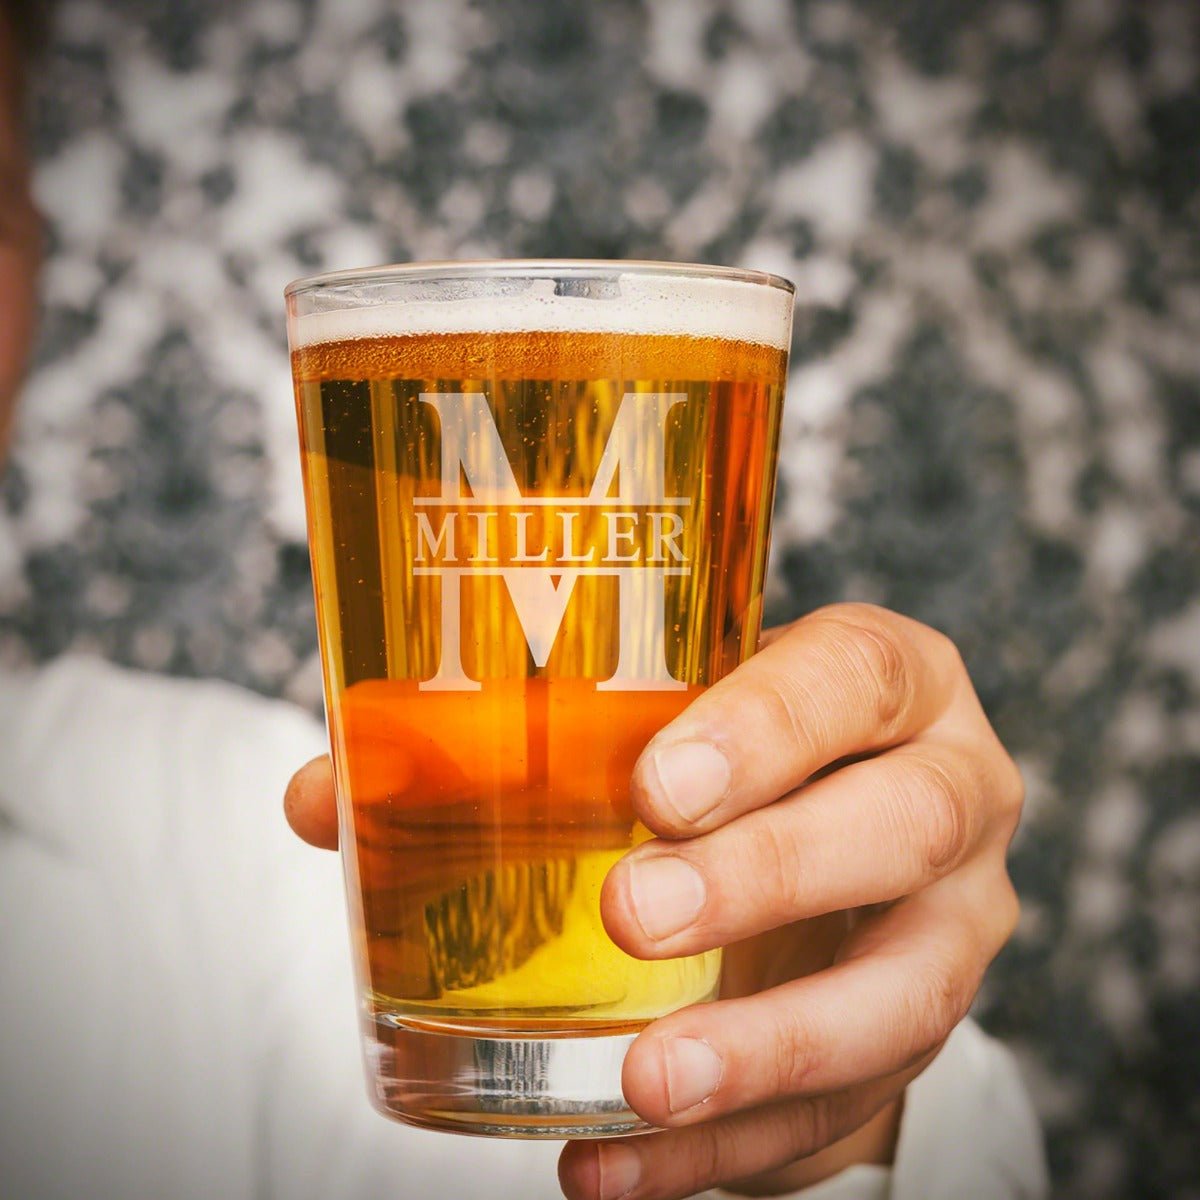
285, 261, 793, 1137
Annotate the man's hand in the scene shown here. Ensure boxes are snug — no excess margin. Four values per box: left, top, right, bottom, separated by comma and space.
286, 605, 1023, 1199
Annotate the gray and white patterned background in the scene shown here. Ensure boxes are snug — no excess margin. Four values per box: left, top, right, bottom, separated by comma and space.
1, 0, 1198, 1196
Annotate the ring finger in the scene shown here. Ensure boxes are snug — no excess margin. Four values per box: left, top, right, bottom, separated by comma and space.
617, 857, 1017, 1129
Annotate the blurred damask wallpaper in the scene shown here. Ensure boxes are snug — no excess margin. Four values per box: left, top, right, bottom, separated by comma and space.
1, 0, 1197, 1196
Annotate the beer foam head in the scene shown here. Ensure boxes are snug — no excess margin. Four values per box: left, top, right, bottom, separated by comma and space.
288, 264, 794, 351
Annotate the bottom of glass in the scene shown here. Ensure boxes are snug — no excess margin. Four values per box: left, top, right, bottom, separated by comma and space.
364, 1013, 653, 1139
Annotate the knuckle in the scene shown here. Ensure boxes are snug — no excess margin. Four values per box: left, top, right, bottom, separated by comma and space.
907, 952, 972, 1056
927, 624, 966, 676
958, 735, 1025, 850
744, 817, 806, 923
821, 610, 914, 735
779, 1095, 837, 1158
994, 749, 1026, 831
992, 873, 1021, 951
767, 1001, 821, 1096
686, 1122, 736, 1195
921, 753, 969, 868
753, 669, 823, 762
883, 752, 970, 880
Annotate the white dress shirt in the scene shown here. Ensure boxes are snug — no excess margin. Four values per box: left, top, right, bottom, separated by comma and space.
0, 658, 1048, 1199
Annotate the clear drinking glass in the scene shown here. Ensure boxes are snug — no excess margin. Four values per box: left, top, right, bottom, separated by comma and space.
285, 260, 793, 1137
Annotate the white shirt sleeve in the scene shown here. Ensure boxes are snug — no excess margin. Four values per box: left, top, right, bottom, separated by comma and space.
0, 657, 1048, 1200
0, 657, 562, 1200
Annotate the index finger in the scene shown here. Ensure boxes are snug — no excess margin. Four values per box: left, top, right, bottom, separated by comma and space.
631, 603, 962, 837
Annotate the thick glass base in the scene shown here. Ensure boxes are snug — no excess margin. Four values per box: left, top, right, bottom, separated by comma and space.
365, 1014, 652, 1138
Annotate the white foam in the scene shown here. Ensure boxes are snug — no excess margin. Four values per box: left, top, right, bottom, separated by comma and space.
289, 274, 793, 351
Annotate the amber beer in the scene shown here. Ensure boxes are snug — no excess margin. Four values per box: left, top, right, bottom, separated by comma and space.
286, 262, 793, 1137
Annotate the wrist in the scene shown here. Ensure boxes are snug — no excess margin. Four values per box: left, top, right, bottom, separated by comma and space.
716, 1091, 903, 1198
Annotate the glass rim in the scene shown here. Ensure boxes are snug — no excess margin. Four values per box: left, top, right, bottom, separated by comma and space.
284, 258, 795, 300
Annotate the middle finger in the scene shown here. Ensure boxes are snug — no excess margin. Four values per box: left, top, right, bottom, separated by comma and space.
602, 736, 1010, 958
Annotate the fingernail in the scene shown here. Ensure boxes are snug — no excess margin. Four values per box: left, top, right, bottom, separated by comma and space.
662, 1037, 724, 1113
597, 1143, 641, 1199
646, 741, 730, 825
626, 857, 706, 941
